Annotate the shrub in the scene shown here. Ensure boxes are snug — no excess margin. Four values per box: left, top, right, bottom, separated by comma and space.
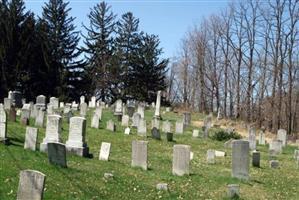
211, 130, 241, 141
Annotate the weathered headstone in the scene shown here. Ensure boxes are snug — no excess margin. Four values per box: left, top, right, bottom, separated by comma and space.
11, 91, 22, 108
63, 104, 71, 114
4, 98, 11, 110
79, 102, 87, 117
252, 151, 260, 167
9, 106, 16, 122
137, 104, 145, 118
80, 96, 85, 105
34, 110, 45, 127
17, 170, 46, 200
30, 104, 38, 119
232, 140, 249, 180
204, 115, 212, 129
151, 118, 160, 129
91, 112, 100, 129
121, 115, 129, 127
277, 129, 287, 147
95, 107, 102, 120
99, 142, 111, 161
162, 121, 171, 133
40, 115, 62, 152
124, 127, 130, 135
106, 120, 116, 132
47, 105, 54, 115
248, 127, 256, 150
227, 184, 240, 198
137, 119, 147, 136
47, 142, 67, 167
59, 102, 64, 108
207, 149, 215, 164
182, 112, 191, 127
66, 117, 89, 157
0, 105, 8, 143
258, 130, 266, 145
127, 104, 135, 118
49, 97, 59, 109
202, 126, 209, 138
154, 90, 161, 118
192, 129, 199, 138
270, 160, 279, 168
175, 121, 184, 134
151, 127, 161, 140
20, 104, 31, 125
132, 113, 141, 127
89, 96, 96, 108
24, 127, 38, 151
131, 140, 148, 170
71, 101, 78, 111
36, 95, 46, 110
269, 140, 282, 155
172, 145, 191, 176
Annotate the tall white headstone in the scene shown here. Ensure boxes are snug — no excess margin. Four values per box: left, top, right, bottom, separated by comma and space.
40, 115, 62, 152
154, 90, 161, 118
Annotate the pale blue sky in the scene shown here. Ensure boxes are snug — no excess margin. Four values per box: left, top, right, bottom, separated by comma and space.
25, 0, 229, 59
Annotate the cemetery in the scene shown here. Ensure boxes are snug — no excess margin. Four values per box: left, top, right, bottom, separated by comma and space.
0, 94, 298, 200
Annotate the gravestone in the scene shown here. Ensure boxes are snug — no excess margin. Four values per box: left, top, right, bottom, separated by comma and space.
20, 104, 31, 125
252, 151, 260, 167
166, 132, 173, 142
11, 91, 22, 108
131, 140, 148, 170
137, 104, 145, 118
95, 107, 102, 120
248, 127, 256, 150
124, 127, 130, 135
172, 144, 191, 176
9, 106, 16, 122
99, 142, 111, 161
270, 160, 279, 168
4, 98, 11, 110
89, 96, 96, 108
47, 142, 67, 167
91, 112, 100, 129
258, 130, 266, 145
127, 103, 135, 118
156, 183, 168, 191
17, 170, 46, 200
175, 121, 184, 134
207, 149, 215, 164
121, 115, 129, 127
227, 184, 240, 198
132, 113, 141, 127
71, 101, 78, 111
66, 111, 73, 124
47, 105, 54, 115
232, 140, 249, 180
151, 127, 161, 140
202, 126, 209, 138
114, 99, 123, 121
24, 127, 38, 151
151, 118, 160, 129
0, 105, 8, 143
137, 119, 147, 136
80, 96, 85, 105
154, 90, 161, 118
277, 129, 287, 147
106, 120, 116, 132
36, 95, 46, 110
182, 112, 191, 127
80, 102, 87, 117
31, 104, 38, 119
162, 121, 171, 133
40, 115, 62, 152
269, 140, 282, 154
34, 110, 45, 127
59, 102, 64, 108
63, 104, 71, 114
66, 117, 89, 157
294, 149, 299, 159
192, 129, 199, 138
49, 97, 59, 109
166, 107, 171, 112
204, 115, 212, 129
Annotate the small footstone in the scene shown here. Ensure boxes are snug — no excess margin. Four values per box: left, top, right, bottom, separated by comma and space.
252, 151, 260, 167
156, 183, 168, 191
270, 160, 279, 169
227, 184, 240, 198
103, 173, 114, 179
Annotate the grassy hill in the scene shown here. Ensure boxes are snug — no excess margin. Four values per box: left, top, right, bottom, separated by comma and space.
0, 107, 298, 200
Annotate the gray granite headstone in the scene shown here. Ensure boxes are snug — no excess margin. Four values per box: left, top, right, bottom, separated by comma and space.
232, 140, 249, 180
151, 127, 161, 140
131, 140, 148, 170
137, 119, 147, 136
172, 144, 191, 176
252, 151, 260, 167
47, 142, 67, 167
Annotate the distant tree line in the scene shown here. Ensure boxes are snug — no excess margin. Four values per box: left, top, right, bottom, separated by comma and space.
0, 0, 168, 103
169, 0, 299, 134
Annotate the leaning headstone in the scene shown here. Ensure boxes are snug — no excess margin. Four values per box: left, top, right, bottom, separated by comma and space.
162, 121, 171, 133
36, 95, 46, 110
151, 118, 160, 129
175, 121, 184, 134
131, 140, 148, 170
269, 140, 282, 155
227, 184, 240, 198
4, 98, 12, 110
132, 113, 141, 127
40, 115, 62, 152
66, 117, 89, 157
154, 90, 161, 118
20, 104, 31, 125
207, 149, 215, 164
121, 115, 129, 127
137, 104, 145, 118
258, 130, 266, 145
252, 151, 260, 167
24, 127, 38, 151
99, 142, 111, 161
17, 170, 46, 200
232, 140, 249, 180
80, 102, 87, 117
248, 127, 256, 150
137, 119, 147, 136
35, 110, 45, 128
270, 160, 279, 169
0, 105, 8, 144
106, 120, 116, 132
192, 129, 199, 138
49, 97, 59, 109
277, 129, 287, 147
172, 145, 191, 176
47, 142, 67, 167
182, 112, 191, 127
151, 127, 161, 140
91, 112, 100, 129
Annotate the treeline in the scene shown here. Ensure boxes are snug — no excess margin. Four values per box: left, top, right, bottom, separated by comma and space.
0, 0, 168, 103
169, 0, 299, 134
